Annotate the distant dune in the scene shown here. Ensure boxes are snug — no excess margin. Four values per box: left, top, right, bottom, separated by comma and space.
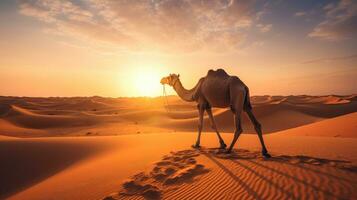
0, 95, 356, 137
273, 112, 357, 138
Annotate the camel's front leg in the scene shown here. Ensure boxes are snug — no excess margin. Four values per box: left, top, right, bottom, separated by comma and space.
206, 108, 226, 149
192, 105, 205, 148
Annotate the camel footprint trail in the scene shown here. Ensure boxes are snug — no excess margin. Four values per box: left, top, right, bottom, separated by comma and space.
104, 150, 209, 200
105, 148, 357, 200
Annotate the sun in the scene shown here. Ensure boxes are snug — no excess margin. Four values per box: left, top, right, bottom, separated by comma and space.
134, 71, 162, 97
131, 67, 164, 97
117, 58, 171, 97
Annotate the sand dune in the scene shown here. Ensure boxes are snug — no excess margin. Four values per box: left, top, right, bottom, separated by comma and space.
1, 95, 357, 137
4, 105, 100, 130
0, 119, 47, 137
163, 106, 323, 133
274, 112, 357, 138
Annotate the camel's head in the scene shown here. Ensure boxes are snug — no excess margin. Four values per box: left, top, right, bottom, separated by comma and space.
160, 74, 180, 86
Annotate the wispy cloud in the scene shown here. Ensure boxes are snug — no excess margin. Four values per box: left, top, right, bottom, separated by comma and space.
301, 53, 357, 64
294, 11, 306, 17
309, 0, 357, 41
18, 0, 258, 53
256, 23, 272, 33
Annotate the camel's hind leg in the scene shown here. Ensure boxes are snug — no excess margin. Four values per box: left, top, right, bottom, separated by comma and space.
226, 89, 244, 153
245, 108, 271, 158
226, 110, 243, 153
206, 108, 226, 149
192, 104, 205, 148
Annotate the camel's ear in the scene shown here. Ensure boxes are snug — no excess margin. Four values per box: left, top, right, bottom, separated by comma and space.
178, 74, 180, 78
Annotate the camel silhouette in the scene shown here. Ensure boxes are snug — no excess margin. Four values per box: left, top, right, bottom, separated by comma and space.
161, 69, 270, 157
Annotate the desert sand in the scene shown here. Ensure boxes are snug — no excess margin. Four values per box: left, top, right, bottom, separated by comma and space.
0, 95, 357, 199
273, 112, 357, 138
1, 95, 357, 137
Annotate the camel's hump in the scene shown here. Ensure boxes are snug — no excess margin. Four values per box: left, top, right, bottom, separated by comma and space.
206, 69, 230, 78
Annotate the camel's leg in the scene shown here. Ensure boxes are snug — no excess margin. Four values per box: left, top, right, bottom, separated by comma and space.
193, 105, 205, 148
206, 108, 226, 149
226, 90, 244, 153
226, 110, 243, 153
245, 108, 271, 158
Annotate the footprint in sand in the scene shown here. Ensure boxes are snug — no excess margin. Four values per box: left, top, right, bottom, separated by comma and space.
104, 148, 357, 200
104, 149, 209, 200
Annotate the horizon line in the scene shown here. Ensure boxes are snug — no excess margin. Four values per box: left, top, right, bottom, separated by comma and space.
1, 93, 356, 99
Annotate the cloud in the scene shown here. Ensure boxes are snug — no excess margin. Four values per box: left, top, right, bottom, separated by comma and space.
255, 1, 270, 21
18, 0, 257, 53
256, 23, 272, 33
301, 53, 357, 64
309, 0, 357, 41
19, 0, 93, 22
294, 11, 306, 17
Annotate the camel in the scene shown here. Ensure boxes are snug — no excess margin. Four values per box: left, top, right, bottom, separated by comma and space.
160, 69, 270, 157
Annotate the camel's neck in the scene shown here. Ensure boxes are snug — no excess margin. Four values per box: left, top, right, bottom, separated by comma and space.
173, 79, 200, 102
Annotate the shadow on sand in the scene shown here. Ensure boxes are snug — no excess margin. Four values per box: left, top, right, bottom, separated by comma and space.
201, 148, 357, 200
0, 140, 109, 199
109, 148, 357, 200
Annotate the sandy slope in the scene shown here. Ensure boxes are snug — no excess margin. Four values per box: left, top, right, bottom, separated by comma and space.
2, 132, 357, 200
0, 137, 116, 199
273, 112, 357, 138
110, 148, 357, 200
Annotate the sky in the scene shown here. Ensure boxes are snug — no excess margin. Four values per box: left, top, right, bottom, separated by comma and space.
0, 0, 356, 97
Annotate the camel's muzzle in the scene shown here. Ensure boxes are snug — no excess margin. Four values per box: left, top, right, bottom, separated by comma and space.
160, 77, 168, 85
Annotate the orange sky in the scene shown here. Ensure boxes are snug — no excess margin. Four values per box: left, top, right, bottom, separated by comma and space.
0, 0, 356, 97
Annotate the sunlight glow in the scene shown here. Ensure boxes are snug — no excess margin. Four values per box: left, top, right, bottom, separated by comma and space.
133, 71, 162, 97
130, 66, 164, 97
